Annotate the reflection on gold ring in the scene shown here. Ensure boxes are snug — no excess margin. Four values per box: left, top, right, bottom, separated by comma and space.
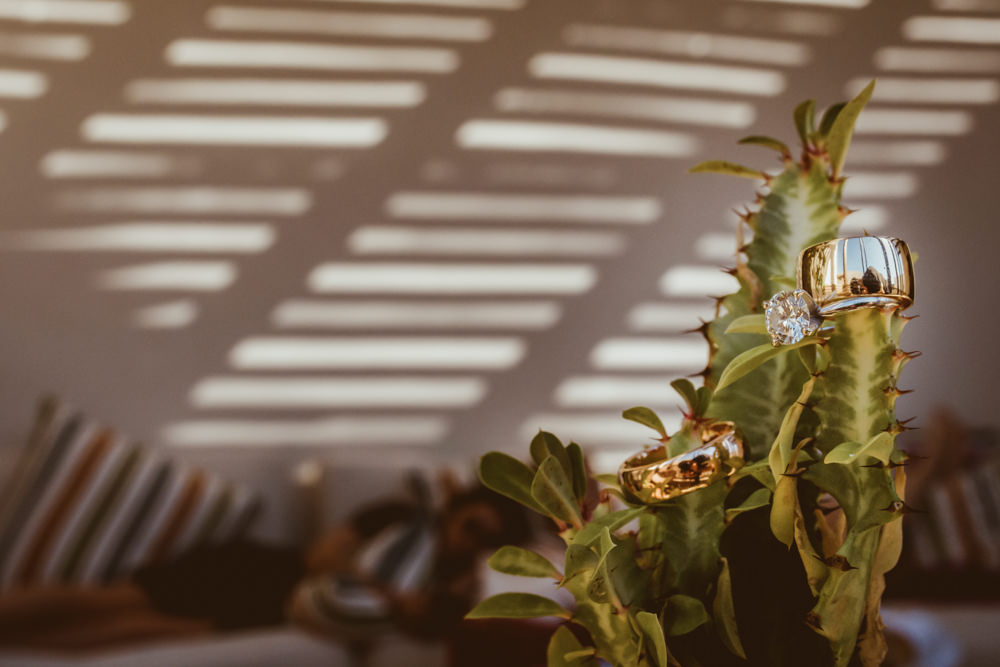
617, 422, 745, 504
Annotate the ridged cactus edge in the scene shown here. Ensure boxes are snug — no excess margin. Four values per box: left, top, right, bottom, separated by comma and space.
470, 81, 915, 667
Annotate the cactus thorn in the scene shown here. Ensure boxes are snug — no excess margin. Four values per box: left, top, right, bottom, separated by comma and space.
804, 612, 824, 632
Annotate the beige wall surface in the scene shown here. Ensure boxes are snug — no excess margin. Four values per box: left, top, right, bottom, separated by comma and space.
0, 0, 997, 531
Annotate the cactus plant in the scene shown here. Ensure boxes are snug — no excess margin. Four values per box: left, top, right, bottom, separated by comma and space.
469, 81, 915, 667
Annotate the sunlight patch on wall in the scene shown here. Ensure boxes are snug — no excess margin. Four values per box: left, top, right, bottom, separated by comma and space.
456, 119, 700, 157
166, 39, 459, 73
840, 205, 888, 232
529, 53, 786, 96
735, 0, 868, 7
0, 110, 6, 134
41, 150, 201, 178
308, 262, 597, 294
190, 376, 487, 408
81, 114, 387, 148
55, 186, 311, 215
876, 47, 1000, 74
8, 223, 275, 253
272, 299, 562, 330
494, 88, 756, 128
386, 192, 660, 224
228, 336, 525, 370
0, 31, 90, 60
0, 69, 47, 98
853, 108, 973, 135
519, 413, 682, 446
97, 261, 236, 291
931, 0, 1000, 9
0, 0, 130, 25
721, 6, 844, 36
132, 299, 198, 329
308, 0, 524, 7
206, 6, 492, 42
903, 16, 1000, 44
563, 24, 811, 66
555, 376, 685, 407
164, 415, 450, 447
659, 265, 739, 296
348, 226, 626, 256
627, 302, 716, 332
589, 337, 706, 371
695, 233, 737, 261
126, 78, 425, 108
847, 141, 947, 166
842, 172, 918, 199
845, 76, 999, 104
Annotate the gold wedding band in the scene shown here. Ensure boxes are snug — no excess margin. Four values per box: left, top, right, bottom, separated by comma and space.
798, 236, 914, 316
618, 422, 745, 504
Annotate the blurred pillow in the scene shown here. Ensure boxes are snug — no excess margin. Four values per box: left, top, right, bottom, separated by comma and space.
0, 396, 261, 589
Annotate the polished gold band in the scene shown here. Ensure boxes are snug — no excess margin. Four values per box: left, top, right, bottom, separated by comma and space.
618, 422, 745, 504
797, 236, 914, 316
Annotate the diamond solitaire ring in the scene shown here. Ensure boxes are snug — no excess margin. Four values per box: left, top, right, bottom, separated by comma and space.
765, 289, 822, 346
798, 236, 914, 317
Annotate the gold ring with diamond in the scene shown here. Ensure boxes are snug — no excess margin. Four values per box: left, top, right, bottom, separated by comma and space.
618, 422, 745, 504
798, 235, 914, 317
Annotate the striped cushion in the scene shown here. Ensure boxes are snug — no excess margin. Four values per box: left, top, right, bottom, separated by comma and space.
0, 397, 261, 589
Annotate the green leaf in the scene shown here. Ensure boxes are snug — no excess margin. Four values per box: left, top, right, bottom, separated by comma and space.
716, 337, 822, 391
562, 543, 599, 587
694, 386, 713, 418
825, 432, 894, 465
622, 406, 667, 438
479, 452, 544, 514
488, 545, 561, 579
588, 530, 648, 608
713, 558, 747, 659
828, 79, 875, 178
547, 626, 596, 667
793, 98, 816, 147
594, 473, 620, 487
689, 160, 768, 180
636, 611, 669, 667
532, 455, 584, 529
798, 345, 817, 374
738, 134, 791, 158
767, 376, 816, 481
567, 442, 588, 502
818, 102, 847, 139
724, 313, 766, 335
670, 378, 699, 413
530, 430, 572, 480
663, 594, 710, 636
573, 507, 646, 545
465, 592, 571, 620
724, 487, 771, 523
771, 275, 797, 289
769, 438, 810, 548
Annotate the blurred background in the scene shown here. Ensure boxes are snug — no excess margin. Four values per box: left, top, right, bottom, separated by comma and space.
0, 0, 998, 663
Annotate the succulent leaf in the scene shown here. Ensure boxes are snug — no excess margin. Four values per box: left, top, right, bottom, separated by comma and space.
466, 592, 571, 620
532, 455, 584, 529
826, 80, 875, 179
793, 99, 816, 147
623, 406, 668, 438
636, 610, 670, 667
479, 452, 545, 513
738, 134, 792, 158
488, 545, 562, 579
689, 160, 768, 180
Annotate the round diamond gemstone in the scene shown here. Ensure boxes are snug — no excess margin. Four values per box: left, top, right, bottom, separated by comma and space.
765, 289, 820, 346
